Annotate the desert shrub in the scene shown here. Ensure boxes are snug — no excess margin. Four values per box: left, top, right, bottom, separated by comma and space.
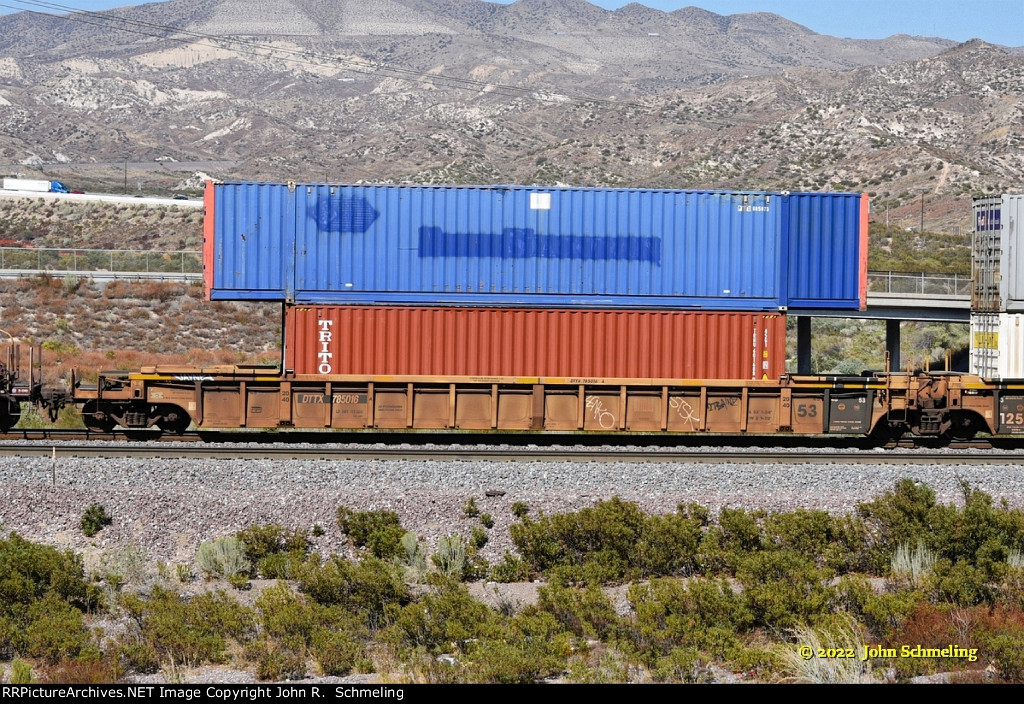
536, 580, 619, 640
228, 573, 251, 590
385, 578, 501, 657
432, 535, 468, 581
981, 626, 1024, 683
627, 578, 752, 662
38, 657, 122, 684
470, 526, 488, 550
61, 274, 81, 296
296, 555, 410, 625
763, 509, 869, 573
890, 540, 936, 590
236, 524, 310, 564
489, 551, 531, 583
929, 483, 1024, 579
635, 510, 702, 577
717, 507, 764, 555
337, 507, 407, 560
12, 593, 91, 664
117, 642, 159, 674
41, 339, 78, 356
234, 524, 309, 579
119, 585, 254, 669
250, 639, 306, 682
311, 628, 368, 677
458, 622, 573, 684
511, 501, 529, 518
462, 497, 480, 518
511, 497, 644, 582
930, 559, 992, 606
195, 536, 250, 580
10, 658, 34, 684
0, 532, 101, 620
101, 542, 149, 588
80, 504, 112, 537
736, 550, 835, 629
650, 646, 708, 683
856, 479, 936, 572
251, 583, 369, 680
511, 497, 701, 583
396, 532, 430, 584
837, 575, 924, 640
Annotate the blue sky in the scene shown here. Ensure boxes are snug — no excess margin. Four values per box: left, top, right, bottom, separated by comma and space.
1, 0, 1021, 46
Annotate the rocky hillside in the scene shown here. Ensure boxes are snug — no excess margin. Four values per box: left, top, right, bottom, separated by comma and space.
0, 1, 1020, 234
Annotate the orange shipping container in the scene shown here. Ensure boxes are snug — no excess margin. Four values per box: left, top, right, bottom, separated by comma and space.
284, 306, 786, 381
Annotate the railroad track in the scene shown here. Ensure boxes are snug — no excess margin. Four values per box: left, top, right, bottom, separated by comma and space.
0, 439, 1019, 464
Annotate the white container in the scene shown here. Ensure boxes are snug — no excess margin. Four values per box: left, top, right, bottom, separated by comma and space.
973, 195, 1024, 312
971, 312, 1024, 378
2, 178, 52, 192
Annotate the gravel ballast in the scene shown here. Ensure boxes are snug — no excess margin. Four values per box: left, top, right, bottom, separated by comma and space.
1, 446, 1021, 569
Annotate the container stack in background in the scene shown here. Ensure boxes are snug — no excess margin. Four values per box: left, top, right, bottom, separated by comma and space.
203, 183, 868, 384
971, 195, 1024, 378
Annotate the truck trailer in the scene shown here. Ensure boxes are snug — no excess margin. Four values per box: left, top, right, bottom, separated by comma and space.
2, 178, 70, 194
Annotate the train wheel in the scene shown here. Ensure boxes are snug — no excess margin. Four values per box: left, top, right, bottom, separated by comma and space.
156, 406, 191, 435
947, 412, 980, 442
0, 398, 18, 432
81, 401, 116, 433
868, 417, 905, 445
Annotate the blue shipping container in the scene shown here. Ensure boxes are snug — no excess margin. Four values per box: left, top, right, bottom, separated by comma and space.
203, 182, 866, 310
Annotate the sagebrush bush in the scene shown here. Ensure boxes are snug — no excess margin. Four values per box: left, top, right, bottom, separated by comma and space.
432, 535, 468, 581
397, 532, 430, 584
890, 540, 936, 589
196, 536, 251, 580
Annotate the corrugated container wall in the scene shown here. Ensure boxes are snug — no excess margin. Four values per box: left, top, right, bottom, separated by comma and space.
205, 182, 866, 311
972, 195, 1024, 312
284, 306, 788, 380
970, 312, 1024, 378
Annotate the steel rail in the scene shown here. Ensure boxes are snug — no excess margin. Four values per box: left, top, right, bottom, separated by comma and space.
0, 442, 1019, 464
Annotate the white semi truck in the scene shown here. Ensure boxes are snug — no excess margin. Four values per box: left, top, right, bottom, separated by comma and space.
2, 178, 70, 194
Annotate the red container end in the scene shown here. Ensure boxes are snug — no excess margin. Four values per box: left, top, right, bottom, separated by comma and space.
284, 306, 787, 380
203, 180, 215, 301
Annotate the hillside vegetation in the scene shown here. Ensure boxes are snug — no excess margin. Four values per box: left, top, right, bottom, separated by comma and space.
4, 480, 1024, 684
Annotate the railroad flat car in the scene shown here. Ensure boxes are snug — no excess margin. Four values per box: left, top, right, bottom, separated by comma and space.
70, 368, 1016, 442
204, 182, 867, 311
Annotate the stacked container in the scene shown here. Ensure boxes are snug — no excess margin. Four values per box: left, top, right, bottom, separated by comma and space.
204, 182, 869, 382
971, 195, 1024, 378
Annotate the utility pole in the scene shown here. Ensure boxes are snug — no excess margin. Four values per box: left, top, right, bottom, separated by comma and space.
920, 193, 924, 234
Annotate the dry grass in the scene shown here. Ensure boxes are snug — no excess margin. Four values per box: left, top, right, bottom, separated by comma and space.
0, 278, 279, 379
